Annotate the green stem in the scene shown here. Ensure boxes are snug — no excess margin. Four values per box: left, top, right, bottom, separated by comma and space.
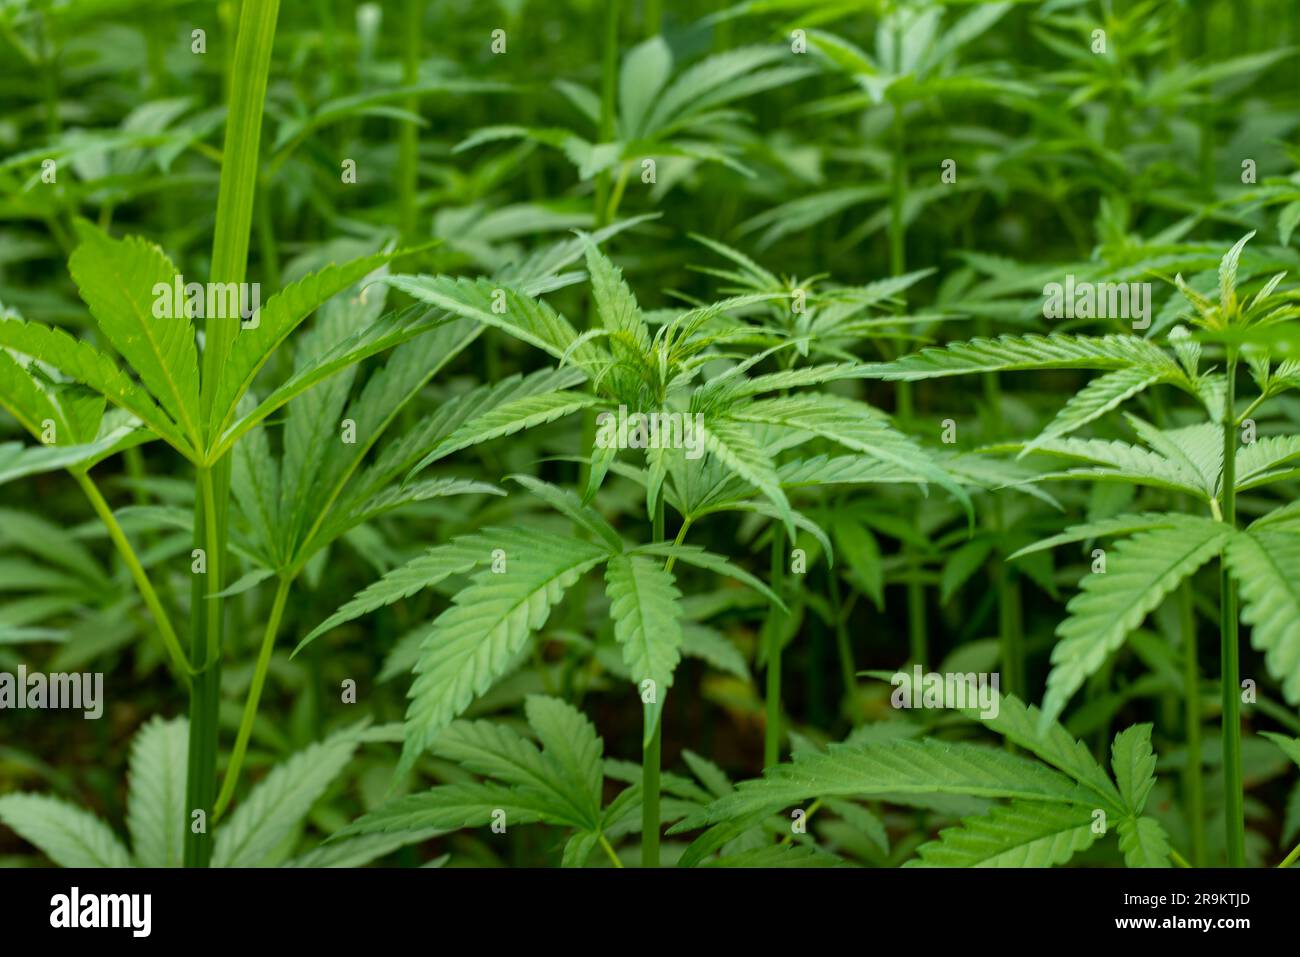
255, 175, 280, 292
397, 0, 421, 243
185, 0, 281, 869
888, 99, 906, 277
212, 574, 292, 820
73, 471, 192, 683
645, 0, 662, 36
641, 717, 662, 867
593, 0, 620, 228
642, 493, 665, 867
599, 833, 625, 868
184, 466, 223, 868
1219, 353, 1244, 867
1280, 839, 1300, 868
896, 381, 928, 667
1179, 581, 1207, 867
764, 525, 786, 768
827, 566, 858, 712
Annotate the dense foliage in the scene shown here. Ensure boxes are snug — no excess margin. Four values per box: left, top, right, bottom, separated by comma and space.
1, 0, 1299, 869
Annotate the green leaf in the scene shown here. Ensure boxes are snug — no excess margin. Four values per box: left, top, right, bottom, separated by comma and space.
962, 692, 1122, 811
284, 829, 442, 867
605, 554, 685, 740
619, 37, 674, 139
296, 528, 503, 652
383, 276, 600, 372
699, 415, 796, 537
1225, 529, 1300, 705
1043, 516, 1230, 727
1007, 513, 1181, 560
212, 724, 362, 867
407, 371, 595, 477
211, 250, 396, 439
336, 783, 547, 835
217, 307, 469, 456
510, 475, 623, 553
1260, 731, 1300, 769
127, 715, 188, 867
400, 534, 608, 774
67, 222, 202, 448
725, 393, 971, 516
1117, 816, 1172, 868
1022, 365, 1166, 456
1110, 724, 1157, 815
0, 793, 132, 867
910, 800, 1098, 867
0, 317, 197, 458
1218, 231, 1254, 312
524, 695, 604, 829
702, 738, 1089, 824
875, 334, 1181, 381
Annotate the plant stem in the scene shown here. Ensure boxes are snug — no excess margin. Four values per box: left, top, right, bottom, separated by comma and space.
645, 0, 662, 35
398, 0, 421, 243
212, 574, 292, 820
185, 0, 281, 869
642, 492, 665, 867
764, 525, 786, 767
827, 566, 858, 712
598, 833, 625, 868
184, 466, 223, 868
642, 717, 662, 867
1219, 353, 1245, 867
1280, 840, 1300, 868
1178, 581, 1207, 867
593, 0, 620, 228
73, 471, 192, 683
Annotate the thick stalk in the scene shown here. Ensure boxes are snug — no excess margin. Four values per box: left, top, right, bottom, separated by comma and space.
213, 574, 292, 820
642, 494, 666, 867
1178, 581, 1206, 866
1220, 354, 1244, 867
185, 0, 281, 869
184, 467, 223, 868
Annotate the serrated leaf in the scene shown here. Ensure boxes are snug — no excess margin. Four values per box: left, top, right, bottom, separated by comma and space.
605, 554, 685, 741
1110, 724, 1157, 815
400, 535, 608, 774
875, 333, 1180, 381
1117, 815, 1172, 868
1043, 517, 1230, 727
67, 222, 202, 447
911, 800, 1098, 867
0, 793, 132, 867
1225, 529, 1300, 705
212, 724, 362, 867
703, 738, 1088, 824
126, 715, 188, 867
